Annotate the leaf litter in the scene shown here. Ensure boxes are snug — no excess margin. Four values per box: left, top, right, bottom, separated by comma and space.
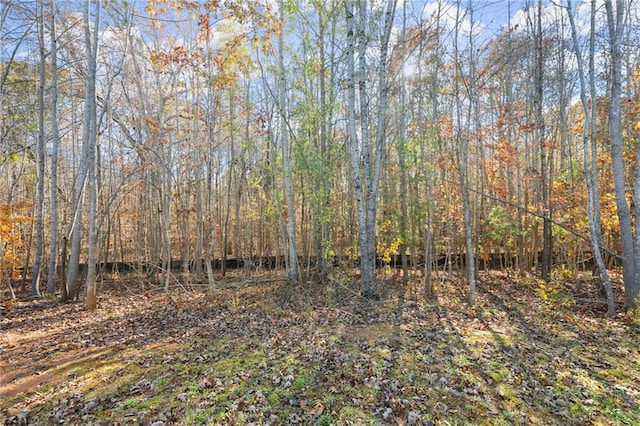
1, 271, 639, 425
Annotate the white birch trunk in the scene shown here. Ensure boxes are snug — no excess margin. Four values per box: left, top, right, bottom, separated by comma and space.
345, 0, 396, 299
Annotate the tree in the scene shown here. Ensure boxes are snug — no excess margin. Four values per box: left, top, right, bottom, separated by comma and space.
45, 0, 60, 295
567, 0, 615, 316
276, 0, 299, 284
452, 0, 478, 305
345, 0, 397, 299
65, 15, 93, 301
536, 0, 552, 284
30, 0, 46, 297
605, 0, 639, 309
83, 0, 100, 310
397, 0, 409, 288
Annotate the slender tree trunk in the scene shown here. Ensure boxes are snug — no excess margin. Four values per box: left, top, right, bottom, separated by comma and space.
85, 139, 98, 309
398, 0, 409, 288
205, 149, 217, 292
66, 24, 94, 299
277, 0, 299, 284
604, 0, 639, 309
423, 2, 443, 298
589, 2, 603, 271
31, 0, 46, 297
160, 151, 172, 292
567, 0, 615, 316
535, 0, 552, 283
312, 4, 333, 281
345, 0, 369, 296
345, 0, 396, 299
453, 0, 476, 304
46, 0, 59, 295
221, 133, 232, 277
84, 0, 100, 310
205, 52, 219, 292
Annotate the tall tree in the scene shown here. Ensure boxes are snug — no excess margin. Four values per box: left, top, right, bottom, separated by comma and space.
66, 51, 92, 300
31, 0, 46, 297
45, 0, 59, 295
449, 0, 478, 304
567, 0, 615, 315
276, 0, 299, 284
345, 0, 397, 299
84, 0, 100, 310
605, 0, 639, 309
397, 0, 409, 288
536, 0, 552, 283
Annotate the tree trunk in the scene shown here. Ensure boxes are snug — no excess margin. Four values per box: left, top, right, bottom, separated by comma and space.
567, 0, 615, 316
536, 0, 552, 283
398, 0, 409, 288
31, 0, 46, 297
345, 0, 396, 299
46, 0, 59, 296
604, 0, 639, 309
277, 0, 299, 284
453, 0, 476, 304
84, 0, 100, 310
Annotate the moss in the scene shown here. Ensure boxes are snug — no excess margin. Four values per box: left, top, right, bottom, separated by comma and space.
604, 368, 628, 380
496, 384, 521, 407
266, 389, 281, 405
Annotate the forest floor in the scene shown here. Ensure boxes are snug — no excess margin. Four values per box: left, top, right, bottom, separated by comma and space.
1, 269, 639, 425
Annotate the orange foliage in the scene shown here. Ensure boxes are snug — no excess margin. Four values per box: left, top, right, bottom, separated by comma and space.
0, 203, 32, 281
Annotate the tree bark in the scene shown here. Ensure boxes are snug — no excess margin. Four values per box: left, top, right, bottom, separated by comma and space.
536, 0, 552, 283
604, 0, 639, 309
31, 0, 46, 297
567, 0, 615, 316
345, 0, 396, 299
453, 0, 476, 304
46, 0, 59, 296
84, 0, 100, 310
277, 0, 299, 284
398, 0, 409, 288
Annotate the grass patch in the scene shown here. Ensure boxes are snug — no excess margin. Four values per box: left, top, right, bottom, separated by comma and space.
605, 368, 628, 380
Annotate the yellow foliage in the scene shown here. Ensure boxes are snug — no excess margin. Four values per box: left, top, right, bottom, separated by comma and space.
0, 204, 31, 281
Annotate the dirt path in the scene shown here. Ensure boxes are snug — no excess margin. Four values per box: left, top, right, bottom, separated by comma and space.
1, 345, 117, 407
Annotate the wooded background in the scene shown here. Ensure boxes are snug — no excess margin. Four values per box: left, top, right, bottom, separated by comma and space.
1, 0, 639, 311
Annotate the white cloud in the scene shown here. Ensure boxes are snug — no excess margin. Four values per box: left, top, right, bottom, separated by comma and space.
422, 1, 485, 37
